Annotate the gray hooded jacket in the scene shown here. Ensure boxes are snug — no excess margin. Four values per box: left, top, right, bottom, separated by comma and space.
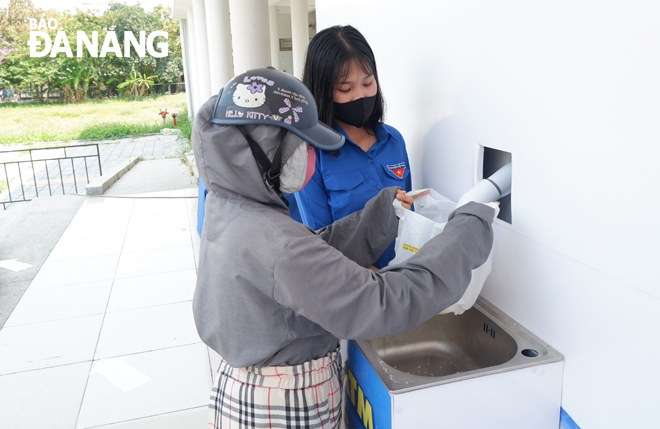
192, 95, 496, 368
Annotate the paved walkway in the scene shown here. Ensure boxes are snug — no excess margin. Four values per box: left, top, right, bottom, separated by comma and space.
98, 134, 183, 171
104, 159, 196, 196
0, 134, 183, 210
0, 186, 217, 428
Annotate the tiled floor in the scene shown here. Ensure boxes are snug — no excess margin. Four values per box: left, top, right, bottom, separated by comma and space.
0, 188, 216, 428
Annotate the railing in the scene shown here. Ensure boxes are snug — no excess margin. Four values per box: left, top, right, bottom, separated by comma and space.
0, 144, 102, 210
12, 82, 186, 101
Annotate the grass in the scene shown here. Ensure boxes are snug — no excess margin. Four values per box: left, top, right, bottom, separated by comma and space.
173, 109, 194, 175
176, 108, 193, 153
1, 93, 188, 145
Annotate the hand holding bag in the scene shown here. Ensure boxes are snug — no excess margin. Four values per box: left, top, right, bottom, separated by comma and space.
389, 189, 498, 315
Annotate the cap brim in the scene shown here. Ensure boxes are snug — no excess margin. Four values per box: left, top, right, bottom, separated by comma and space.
296, 121, 345, 151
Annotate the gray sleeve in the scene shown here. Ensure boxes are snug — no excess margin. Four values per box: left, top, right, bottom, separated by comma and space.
314, 187, 400, 267
273, 202, 495, 340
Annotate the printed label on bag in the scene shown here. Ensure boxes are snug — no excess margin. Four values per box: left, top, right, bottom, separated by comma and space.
402, 243, 419, 253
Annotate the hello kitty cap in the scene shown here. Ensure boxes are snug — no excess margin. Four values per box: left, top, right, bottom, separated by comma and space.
211, 67, 345, 151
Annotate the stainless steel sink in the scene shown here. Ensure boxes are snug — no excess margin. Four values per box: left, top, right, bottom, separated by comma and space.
356, 298, 563, 393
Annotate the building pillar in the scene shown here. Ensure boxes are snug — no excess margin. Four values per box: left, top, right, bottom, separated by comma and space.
269, 5, 281, 71
204, 0, 233, 93
228, 0, 271, 74
185, 7, 202, 113
178, 18, 195, 118
192, 0, 212, 101
290, 0, 309, 79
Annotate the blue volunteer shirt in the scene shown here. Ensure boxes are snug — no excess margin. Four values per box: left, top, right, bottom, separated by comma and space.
294, 123, 412, 268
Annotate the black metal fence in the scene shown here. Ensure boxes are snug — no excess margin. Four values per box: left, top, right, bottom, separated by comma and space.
12, 83, 186, 101
0, 144, 102, 210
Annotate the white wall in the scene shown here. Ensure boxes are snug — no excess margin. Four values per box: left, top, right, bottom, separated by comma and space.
278, 11, 293, 38
317, 1, 660, 428
276, 10, 316, 75
277, 12, 294, 73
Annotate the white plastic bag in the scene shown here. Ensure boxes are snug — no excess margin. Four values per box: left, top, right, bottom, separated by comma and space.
388, 189, 494, 315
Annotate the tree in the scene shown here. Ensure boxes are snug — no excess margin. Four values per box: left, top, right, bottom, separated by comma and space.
117, 69, 158, 97
0, 1, 184, 101
104, 3, 159, 78
153, 4, 183, 85
0, 0, 39, 44
54, 11, 117, 102
0, 0, 56, 98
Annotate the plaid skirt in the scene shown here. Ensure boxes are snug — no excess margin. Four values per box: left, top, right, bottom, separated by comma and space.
209, 348, 343, 429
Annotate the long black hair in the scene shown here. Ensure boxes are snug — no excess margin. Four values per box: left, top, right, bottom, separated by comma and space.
302, 25, 385, 131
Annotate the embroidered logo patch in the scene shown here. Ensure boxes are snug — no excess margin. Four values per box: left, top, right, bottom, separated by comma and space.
387, 162, 406, 179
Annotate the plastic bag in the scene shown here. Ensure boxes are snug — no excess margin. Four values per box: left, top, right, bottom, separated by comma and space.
388, 189, 494, 315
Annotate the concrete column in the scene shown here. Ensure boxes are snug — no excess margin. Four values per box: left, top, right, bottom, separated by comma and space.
269, 5, 281, 70
228, 0, 271, 74
178, 19, 195, 118
192, 0, 212, 100
290, 0, 309, 79
204, 0, 233, 93
185, 7, 201, 113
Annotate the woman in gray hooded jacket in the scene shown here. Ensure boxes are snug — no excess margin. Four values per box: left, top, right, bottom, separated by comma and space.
192, 67, 497, 429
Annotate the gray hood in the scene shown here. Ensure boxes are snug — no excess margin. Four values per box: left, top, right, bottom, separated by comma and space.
194, 95, 305, 212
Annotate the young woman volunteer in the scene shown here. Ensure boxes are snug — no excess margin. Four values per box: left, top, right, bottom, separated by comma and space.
192, 67, 497, 428
295, 25, 425, 268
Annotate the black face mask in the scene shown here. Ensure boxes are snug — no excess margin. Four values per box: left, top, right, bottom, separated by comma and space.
333, 95, 376, 128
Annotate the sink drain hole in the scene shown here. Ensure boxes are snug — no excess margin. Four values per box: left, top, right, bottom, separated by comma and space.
521, 349, 538, 357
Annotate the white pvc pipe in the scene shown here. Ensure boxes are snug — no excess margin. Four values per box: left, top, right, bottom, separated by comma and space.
487, 161, 512, 197
457, 162, 512, 207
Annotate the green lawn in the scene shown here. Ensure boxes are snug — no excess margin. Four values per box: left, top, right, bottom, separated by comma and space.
1, 93, 189, 145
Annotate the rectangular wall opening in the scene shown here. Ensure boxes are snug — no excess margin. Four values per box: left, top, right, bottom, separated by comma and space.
483, 147, 512, 224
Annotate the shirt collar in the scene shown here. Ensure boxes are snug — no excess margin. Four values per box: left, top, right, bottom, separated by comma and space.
333, 123, 392, 151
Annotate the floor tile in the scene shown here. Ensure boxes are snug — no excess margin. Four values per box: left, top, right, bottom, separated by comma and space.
185, 197, 198, 213
5, 280, 112, 327
190, 224, 200, 246
130, 198, 188, 218
115, 246, 194, 279
30, 254, 120, 289
61, 209, 131, 240
89, 407, 207, 429
187, 210, 200, 244
131, 190, 187, 198
106, 270, 196, 313
48, 235, 125, 261
208, 347, 221, 379
126, 211, 190, 234
192, 243, 200, 270
77, 197, 135, 217
122, 227, 191, 253
0, 314, 103, 375
94, 302, 200, 360
77, 344, 211, 429
184, 187, 199, 198
0, 362, 92, 429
